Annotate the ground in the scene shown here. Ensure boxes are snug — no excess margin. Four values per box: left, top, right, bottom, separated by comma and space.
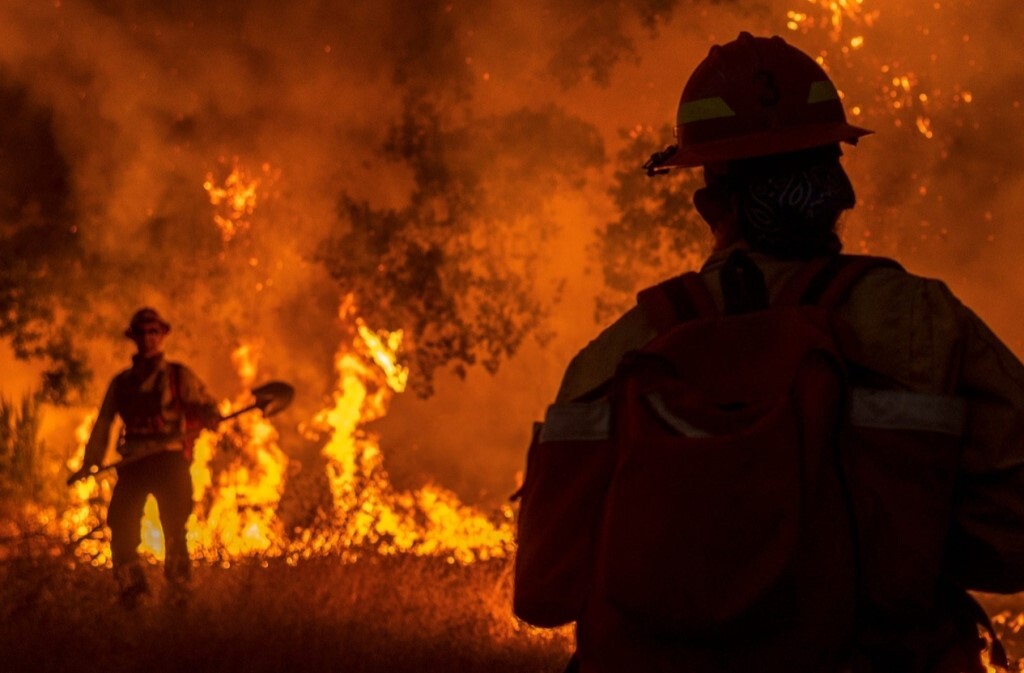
3, 541, 1024, 673
0, 552, 573, 673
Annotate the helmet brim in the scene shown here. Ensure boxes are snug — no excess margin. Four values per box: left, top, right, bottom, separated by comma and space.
660, 122, 874, 169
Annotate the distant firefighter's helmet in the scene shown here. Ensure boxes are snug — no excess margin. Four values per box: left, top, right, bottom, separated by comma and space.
125, 307, 171, 338
650, 32, 872, 171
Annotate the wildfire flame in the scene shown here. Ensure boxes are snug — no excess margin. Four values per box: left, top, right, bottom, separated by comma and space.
60, 412, 112, 566
53, 162, 513, 570
7, 2, 1017, 662
187, 342, 289, 562
296, 319, 513, 564
203, 161, 277, 243
55, 317, 511, 570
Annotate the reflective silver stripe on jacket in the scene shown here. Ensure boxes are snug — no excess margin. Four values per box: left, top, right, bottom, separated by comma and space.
849, 388, 967, 436
645, 393, 713, 438
538, 401, 611, 442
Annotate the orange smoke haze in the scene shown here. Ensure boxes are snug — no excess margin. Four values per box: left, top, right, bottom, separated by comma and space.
1, 0, 1022, 508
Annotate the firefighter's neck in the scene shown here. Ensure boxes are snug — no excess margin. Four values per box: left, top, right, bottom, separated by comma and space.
712, 225, 743, 252
705, 214, 743, 251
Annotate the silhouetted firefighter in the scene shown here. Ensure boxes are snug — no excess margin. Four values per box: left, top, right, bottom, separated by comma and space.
515, 32, 1024, 673
80, 308, 220, 607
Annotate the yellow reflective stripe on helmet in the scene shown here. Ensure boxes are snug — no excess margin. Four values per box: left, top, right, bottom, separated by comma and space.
807, 80, 840, 103
678, 97, 736, 124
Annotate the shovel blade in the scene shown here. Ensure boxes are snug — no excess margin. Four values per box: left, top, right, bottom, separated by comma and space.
251, 380, 295, 417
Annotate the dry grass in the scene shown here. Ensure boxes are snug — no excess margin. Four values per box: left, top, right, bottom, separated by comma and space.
0, 551, 573, 673
3, 524, 1023, 673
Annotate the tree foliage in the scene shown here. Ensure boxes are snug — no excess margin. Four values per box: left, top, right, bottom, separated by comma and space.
592, 126, 709, 322
0, 76, 92, 404
318, 96, 604, 395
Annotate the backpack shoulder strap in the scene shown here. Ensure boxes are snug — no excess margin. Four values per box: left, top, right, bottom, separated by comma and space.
776, 255, 904, 310
637, 271, 718, 334
640, 254, 903, 332
168, 361, 184, 411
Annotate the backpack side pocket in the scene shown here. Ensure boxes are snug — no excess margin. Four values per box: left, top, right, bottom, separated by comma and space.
514, 401, 615, 627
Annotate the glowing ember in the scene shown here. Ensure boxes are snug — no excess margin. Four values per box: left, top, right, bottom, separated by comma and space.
786, 0, 877, 42
994, 611, 1024, 635
203, 162, 271, 243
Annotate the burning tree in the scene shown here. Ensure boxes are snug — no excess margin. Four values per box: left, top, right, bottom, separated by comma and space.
319, 95, 604, 396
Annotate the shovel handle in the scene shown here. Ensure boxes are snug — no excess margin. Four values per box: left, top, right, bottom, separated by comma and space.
66, 447, 164, 485
218, 403, 258, 423
67, 397, 275, 486
66, 466, 100, 486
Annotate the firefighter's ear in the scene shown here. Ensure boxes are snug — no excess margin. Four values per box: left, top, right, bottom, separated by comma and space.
694, 185, 739, 247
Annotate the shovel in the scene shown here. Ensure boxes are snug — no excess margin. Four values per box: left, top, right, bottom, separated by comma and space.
66, 380, 295, 485
218, 380, 294, 422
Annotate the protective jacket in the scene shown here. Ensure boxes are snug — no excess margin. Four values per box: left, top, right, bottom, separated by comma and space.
83, 353, 219, 466
552, 245, 1024, 672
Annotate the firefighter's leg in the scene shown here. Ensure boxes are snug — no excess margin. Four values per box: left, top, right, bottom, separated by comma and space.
153, 451, 195, 587
107, 470, 150, 606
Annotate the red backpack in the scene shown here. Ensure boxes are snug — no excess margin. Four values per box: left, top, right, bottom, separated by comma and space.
516, 253, 900, 668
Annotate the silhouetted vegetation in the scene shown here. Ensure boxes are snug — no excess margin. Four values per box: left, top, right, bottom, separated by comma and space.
0, 392, 68, 504
592, 126, 709, 322
320, 97, 604, 395
0, 548, 572, 673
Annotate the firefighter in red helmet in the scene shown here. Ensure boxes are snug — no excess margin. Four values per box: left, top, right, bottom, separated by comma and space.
82, 308, 220, 607
514, 33, 1024, 673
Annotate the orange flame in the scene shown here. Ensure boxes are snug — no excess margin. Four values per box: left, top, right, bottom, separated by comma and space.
297, 310, 513, 564
203, 161, 277, 243
55, 322, 511, 569
187, 343, 288, 561
59, 411, 113, 566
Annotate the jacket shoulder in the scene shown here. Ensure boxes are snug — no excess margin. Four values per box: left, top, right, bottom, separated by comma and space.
844, 263, 963, 318
840, 263, 967, 392
555, 306, 657, 403
110, 368, 134, 387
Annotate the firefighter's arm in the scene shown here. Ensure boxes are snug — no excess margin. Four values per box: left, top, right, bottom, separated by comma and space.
946, 303, 1024, 593
177, 365, 222, 430
82, 378, 119, 468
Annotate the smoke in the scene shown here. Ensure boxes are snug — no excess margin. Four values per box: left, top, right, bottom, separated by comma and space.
0, 0, 1022, 504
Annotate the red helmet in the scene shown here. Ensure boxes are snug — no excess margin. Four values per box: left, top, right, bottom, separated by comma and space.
650, 32, 872, 170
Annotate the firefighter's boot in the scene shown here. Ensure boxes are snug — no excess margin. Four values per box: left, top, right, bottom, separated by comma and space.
164, 550, 192, 607
115, 562, 148, 609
